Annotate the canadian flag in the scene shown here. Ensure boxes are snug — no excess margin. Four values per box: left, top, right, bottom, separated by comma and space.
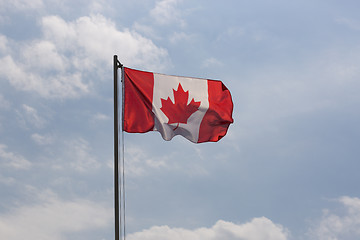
123, 67, 233, 143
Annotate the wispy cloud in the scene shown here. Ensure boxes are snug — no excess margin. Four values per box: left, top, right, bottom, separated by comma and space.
0, 144, 31, 170
65, 138, 100, 172
201, 57, 223, 68
169, 31, 194, 44
0, 0, 44, 11
91, 113, 110, 122
31, 133, 54, 145
18, 104, 47, 129
308, 196, 360, 239
124, 145, 209, 177
150, 0, 185, 27
0, 94, 10, 110
125, 146, 171, 177
0, 35, 8, 53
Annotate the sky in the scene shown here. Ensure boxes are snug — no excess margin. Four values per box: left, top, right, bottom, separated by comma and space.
1, 0, 360, 239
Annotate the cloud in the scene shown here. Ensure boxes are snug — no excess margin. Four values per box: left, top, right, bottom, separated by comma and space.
22, 40, 67, 72
124, 145, 209, 177
201, 57, 223, 68
0, 0, 44, 11
89, 113, 111, 126
91, 113, 110, 122
308, 196, 360, 240
41, 14, 170, 71
18, 104, 47, 129
0, 94, 10, 110
64, 138, 101, 172
0, 144, 32, 170
150, 0, 185, 27
0, 55, 87, 99
31, 133, 54, 145
0, 174, 15, 185
125, 146, 171, 177
169, 31, 194, 44
0, 14, 170, 99
0, 191, 112, 240
88, 0, 110, 14
133, 22, 160, 40
0, 35, 8, 53
127, 218, 289, 240
28, 136, 100, 173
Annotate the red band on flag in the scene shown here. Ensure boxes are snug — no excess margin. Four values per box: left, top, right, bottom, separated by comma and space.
198, 80, 233, 143
123, 67, 155, 133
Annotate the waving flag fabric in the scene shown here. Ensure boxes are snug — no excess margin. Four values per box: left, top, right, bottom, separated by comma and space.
123, 67, 233, 143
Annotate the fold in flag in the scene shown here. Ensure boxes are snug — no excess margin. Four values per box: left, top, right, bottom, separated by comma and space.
123, 67, 233, 143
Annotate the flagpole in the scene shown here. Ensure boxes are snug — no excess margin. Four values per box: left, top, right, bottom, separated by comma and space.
114, 55, 126, 240
113, 55, 120, 240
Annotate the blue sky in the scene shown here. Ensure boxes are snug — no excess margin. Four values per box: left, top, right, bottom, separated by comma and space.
1, 0, 360, 239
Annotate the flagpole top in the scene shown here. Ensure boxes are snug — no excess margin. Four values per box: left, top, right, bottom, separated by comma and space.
114, 55, 123, 69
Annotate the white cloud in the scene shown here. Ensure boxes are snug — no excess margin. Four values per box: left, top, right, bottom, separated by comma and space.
0, 191, 112, 240
169, 31, 194, 44
0, 144, 32, 170
16, 104, 47, 129
92, 113, 110, 122
0, 14, 170, 99
38, 137, 101, 172
65, 138, 100, 172
128, 218, 289, 240
124, 145, 209, 177
132, 22, 160, 40
88, 0, 111, 14
125, 146, 170, 177
41, 14, 170, 71
201, 57, 223, 68
31, 133, 54, 145
89, 113, 111, 127
150, 0, 185, 27
308, 196, 360, 240
0, 55, 87, 99
22, 40, 67, 72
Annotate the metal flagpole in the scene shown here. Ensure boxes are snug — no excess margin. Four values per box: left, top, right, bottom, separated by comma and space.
114, 55, 125, 240
113, 55, 120, 240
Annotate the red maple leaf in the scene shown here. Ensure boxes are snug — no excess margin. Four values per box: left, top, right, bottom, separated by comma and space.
160, 83, 201, 130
